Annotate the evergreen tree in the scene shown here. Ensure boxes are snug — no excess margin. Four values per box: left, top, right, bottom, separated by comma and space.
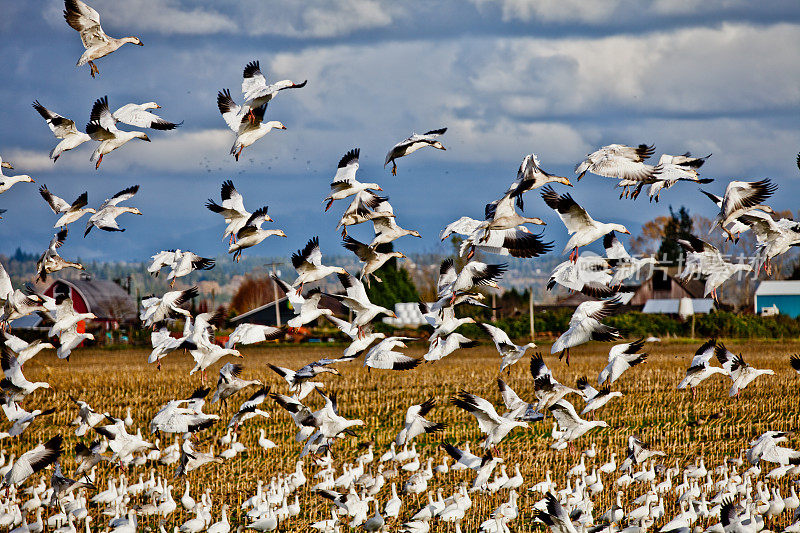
365, 248, 420, 311
657, 206, 693, 266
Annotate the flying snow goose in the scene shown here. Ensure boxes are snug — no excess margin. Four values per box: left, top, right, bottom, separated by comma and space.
228, 207, 287, 261
737, 212, 800, 275
532, 368, 580, 412
574, 143, 658, 182
211, 363, 263, 407
32, 101, 92, 161
535, 492, 580, 533
482, 195, 545, 240
139, 286, 198, 327
325, 316, 385, 358
363, 337, 420, 371
598, 338, 648, 385
3, 332, 53, 366
2, 401, 56, 437
419, 304, 476, 341
703, 258, 752, 302
603, 232, 657, 286
63, 0, 142, 77
497, 378, 543, 421
575, 377, 621, 416
551, 297, 623, 364
342, 236, 405, 287
2, 435, 62, 489
541, 186, 630, 261
241, 60, 307, 110
292, 236, 347, 293
370, 213, 421, 248
549, 400, 608, 450
217, 90, 286, 161
336, 191, 395, 237
438, 260, 507, 302
711, 179, 777, 240
86, 97, 150, 169
675, 234, 725, 283
715, 343, 775, 397
111, 102, 181, 130
330, 272, 397, 334
165, 251, 215, 287
39, 186, 95, 228
0, 165, 35, 194
395, 398, 446, 446
678, 339, 728, 397
49, 295, 95, 338
479, 322, 536, 373
187, 335, 242, 383
56, 323, 95, 360
270, 392, 319, 441
384, 128, 447, 175
36, 229, 85, 282
1, 346, 51, 402
206, 180, 256, 245
268, 355, 354, 391
423, 332, 478, 362
228, 387, 271, 429
441, 216, 553, 259
452, 390, 528, 449
547, 255, 621, 298
506, 154, 572, 209
323, 148, 382, 211
84, 184, 141, 236
270, 275, 333, 328
225, 324, 282, 349
148, 325, 190, 368
638, 153, 712, 202
747, 431, 800, 466
619, 435, 665, 471
699, 189, 773, 242
0, 284, 57, 327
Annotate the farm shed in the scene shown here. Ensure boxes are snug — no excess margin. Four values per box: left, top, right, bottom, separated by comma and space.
44, 277, 137, 329
754, 280, 800, 318
641, 298, 716, 315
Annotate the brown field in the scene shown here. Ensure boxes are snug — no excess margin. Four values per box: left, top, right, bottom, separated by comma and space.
12, 338, 800, 531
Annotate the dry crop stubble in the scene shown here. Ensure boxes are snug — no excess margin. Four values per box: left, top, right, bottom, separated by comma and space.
7, 339, 800, 531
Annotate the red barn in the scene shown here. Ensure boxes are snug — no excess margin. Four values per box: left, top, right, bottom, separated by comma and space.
44, 277, 137, 330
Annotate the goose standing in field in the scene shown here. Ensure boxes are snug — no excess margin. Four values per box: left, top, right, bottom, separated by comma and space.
84, 185, 142, 236
541, 186, 631, 261
708, 179, 777, 240
575, 377, 621, 416
3, 332, 54, 366
603, 232, 657, 286
678, 339, 728, 398
270, 275, 333, 329
86, 97, 150, 169
217, 91, 286, 161
574, 143, 659, 182
224, 324, 282, 349
384, 128, 447, 175
325, 316, 385, 359
240, 60, 307, 111
139, 286, 198, 328
598, 338, 648, 385
342, 236, 405, 287
211, 363, 263, 407
329, 272, 396, 336
506, 153, 572, 210
291, 237, 348, 293
39, 186, 95, 228
63, 0, 143, 77
549, 400, 608, 450
323, 148, 382, 211
32, 101, 92, 161
228, 207, 287, 261
2, 435, 62, 489
36, 229, 85, 282
715, 343, 775, 397
551, 297, 622, 365
206, 180, 255, 245
479, 322, 536, 373
452, 390, 528, 450
395, 398, 446, 446
363, 336, 420, 371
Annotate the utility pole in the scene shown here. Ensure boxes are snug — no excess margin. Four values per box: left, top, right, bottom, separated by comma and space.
264, 262, 283, 327
529, 287, 535, 342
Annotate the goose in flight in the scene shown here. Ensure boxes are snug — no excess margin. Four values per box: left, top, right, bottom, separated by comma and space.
291, 236, 347, 293
452, 390, 528, 450
547, 255, 622, 298
598, 338, 649, 385
635, 153, 712, 202
110, 102, 181, 130
325, 316, 385, 359
225, 324, 282, 349
241, 60, 307, 112
506, 153, 572, 210
56, 323, 95, 360
139, 286, 198, 328
217, 90, 286, 161
531, 354, 579, 411
324, 149, 382, 211
0, 161, 34, 195
574, 143, 659, 182
575, 377, 621, 416
423, 332, 478, 362
737, 211, 800, 275
2, 401, 55, 437
63, 0, 143, 77
678, 339, 728, 398
149, 387, 217, 434
551, 297, 622, 365
437, 260, 507, 303
336, 190, 395, 237
39, 185, 95, 228
206, 180, 255, 245
329, 272, 396, 336
699, 189, 774, 242
269, 274, 333, 330
148, 250, 215, 287
49, 295, 96, 338
541, 186, 630, 261
84, 185, 141, 236
228, 386, 271, 430
370, 211, 421, 248
709, 179, 777, 241
482, 195, 545, 241
228, 207, 287, 262
211, 363, 263, 407
715, 342, 775, 397
363, 336, 420, 371
384, 128, 447, 175
1, 435, 62, 489
548, 400, 608, 450
269, 392, 319, 442
0, 284, 58, 328
1, 346, 51, 403
619, 435, 665, 471
497, 378, 543, 421
86, 96, 150, 169
478, 323, 536, 373
441, 216, 553, 259
395, 398, 446, 446
602, 231, 657, 286
32, 101, 92, 161
3, 332, 54, 366
36, 229, 85, 282
342, 236, 405, 287
268, 355, 355, 394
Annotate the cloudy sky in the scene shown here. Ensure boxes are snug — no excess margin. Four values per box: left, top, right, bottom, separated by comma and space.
2, 0, 799, 263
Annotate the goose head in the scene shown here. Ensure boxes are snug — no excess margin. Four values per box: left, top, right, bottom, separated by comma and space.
431, 141, 446, 151
266, 121, 287, 131
610, 224, 630, 235
135, 132, 151, 142
126, 37, 144, 46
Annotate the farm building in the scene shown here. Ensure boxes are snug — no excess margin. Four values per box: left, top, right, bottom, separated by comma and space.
754, 280, 800, 318
627, 273, 705, 306
44, 277, 137, 329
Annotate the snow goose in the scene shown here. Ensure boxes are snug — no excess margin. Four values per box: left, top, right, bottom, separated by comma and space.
325, 316, 385, 358
3, 333, 53, 366
711, 179, 778, 240
32, 101, 92, 161
188, 341, 242, 383
452, 390, 528, 450
363, 336, 420, 371
532, 362, 580, 412
36, 230, 84, 282
162, 251, 215, 287
598, 338, 648, 385
268, 355, 353, 390
342, 236, 405, 287
678, 339, 728, 397
551, 297, 622, 364
1, 346, 51, 402
323, 148, 382, 211
291, 236, 347, 292
370, 213, 421, 248
330, 272, 396, 334
228, 207, 287, 261
423, 332, 478, 362
547, 255, 621, 297
444, 215, 553, 259
395, 398, 446, 446
69, 397, 109, 436
217, 91, 286, 161
0, 284, 57, 327
241, 60, 307, 110
603, 232, 657, 286
715, 343, 774, 397
225, 324, 281, 349
479, 322, 536, 373
336, 191, 396, 237
3, 401, 56, 437
541, 186, 630, 261
111, 102, 180, 130
73, 439, 111, 476
703, 258, 752, 302
39, 186, 95, 228
269, 393, 319, 442
310, 391, 365, 451
2, 435, 62, 489
482, 195, 545, 240
575, 143, 658, 182
737, 211, 800, 275
149, 388, 219, 435
549, 400, 608, 450
84, 185, 141, 235
497, 378, 543, 421
270, 275, 332, 329
534, 492, 579, 533
140, 286, 197, 328
63, 0, 143, 77
384, 128, 447, 175
575, 377, 621, 416
206, 180, 255, 245
49, 295, 95, 338
437, 259, 507, 302
639, 153, 712, 202
86, 97, 150, 169
619, 436, 665, 471
506, 154, 572, 209
49, 461, 95, 507
228, 387, 271, 430
419, 304, 476, 341
0, 165, 34, 194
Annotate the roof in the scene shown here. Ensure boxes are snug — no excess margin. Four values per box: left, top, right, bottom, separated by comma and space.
49, 279, 137, 322
642, 298, 716, 314
8, 314, 44, 329
755, 280, 800, 296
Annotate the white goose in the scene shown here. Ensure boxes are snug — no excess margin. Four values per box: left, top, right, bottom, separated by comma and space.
505, 153, 573, 209
678, 339, 728, 397
395, 398, 446, 446
32, 101, 92, 161
39, 186, 95, 228
217, 91, 286, 161
452, 390, 528, 449
291, 236, 347, 293
710, 179, 777, 240
270, 275, 333, 329
715, 343, 775, 397
3, 332, 54, 366
479, 322, 536, 373
330, 272, 396, 335
225, 324, 282, 349
84, 185, 142, 236
86, 97, 150, 169
323, 148, 382, 211
384, 128, 447, 175
551, 297, 623, 364
598, 338, 649, 385
574, 143, 659, 182
548, 400, 608, 450
0, 161, 34, 194
111, 102, 180, 130
206, 180, 254, 245
228, 207, 287, 261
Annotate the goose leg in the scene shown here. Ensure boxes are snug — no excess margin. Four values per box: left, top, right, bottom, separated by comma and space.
88, 61, 98, 78
95, 154, 103, 170
391, 162, 397, 176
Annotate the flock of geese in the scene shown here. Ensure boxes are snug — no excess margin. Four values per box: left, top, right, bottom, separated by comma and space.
1, 1, 800, 532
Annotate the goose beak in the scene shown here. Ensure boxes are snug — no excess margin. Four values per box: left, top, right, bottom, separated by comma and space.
142, 135, 151, 142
